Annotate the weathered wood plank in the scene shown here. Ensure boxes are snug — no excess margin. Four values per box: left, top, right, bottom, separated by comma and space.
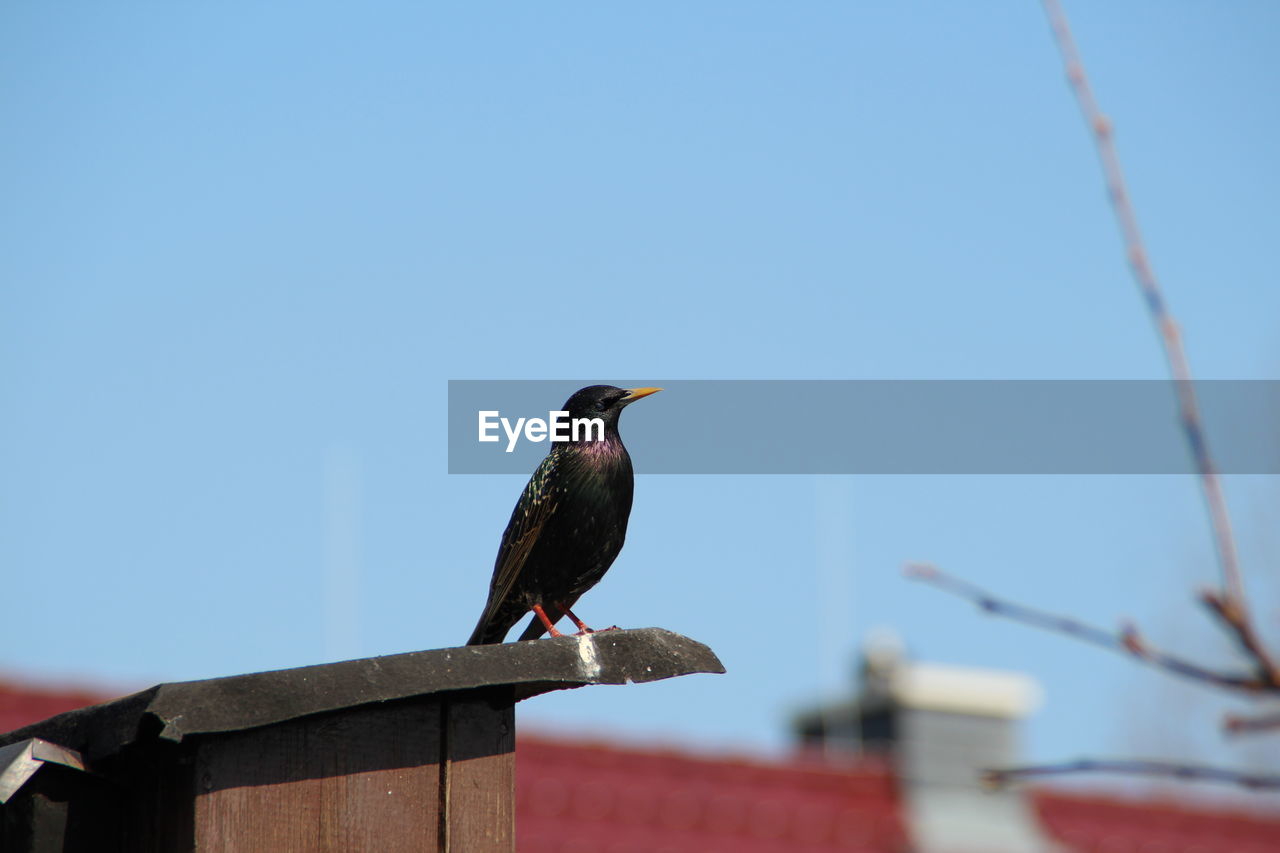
443, 691, 515, 852
4, 792, 68, 853
118, 744, 193, 853
194, 699, 442, 852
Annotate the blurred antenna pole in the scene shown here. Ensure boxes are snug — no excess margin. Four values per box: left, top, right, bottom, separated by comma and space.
816, 476, 858, 754
324, 445, 363, 662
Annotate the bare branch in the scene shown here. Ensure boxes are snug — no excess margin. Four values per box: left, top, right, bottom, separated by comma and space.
1200, 590, 1280, 688
904, 563, 1272, 693
1040, 0, 1245, 607
984, 758, 1280, 791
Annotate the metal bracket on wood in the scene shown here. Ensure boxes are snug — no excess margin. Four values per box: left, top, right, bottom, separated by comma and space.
0, 739, 87, 803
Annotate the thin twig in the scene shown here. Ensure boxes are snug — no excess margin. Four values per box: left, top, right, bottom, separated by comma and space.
984, 758, 1280, 791
1040, 0, 1244, 607
904, 563, 1272, 693
1225, 710, 1280, 735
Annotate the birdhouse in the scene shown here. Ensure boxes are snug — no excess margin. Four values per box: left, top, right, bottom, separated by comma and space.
0, 629, 722, 852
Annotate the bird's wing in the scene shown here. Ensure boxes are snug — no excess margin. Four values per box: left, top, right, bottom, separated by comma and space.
474, 454, 560, 636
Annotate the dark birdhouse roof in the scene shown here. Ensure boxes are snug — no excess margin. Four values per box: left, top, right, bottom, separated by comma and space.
0, 628, 724, 762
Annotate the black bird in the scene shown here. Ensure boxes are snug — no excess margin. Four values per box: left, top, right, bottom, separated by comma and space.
466, 384, 661, 645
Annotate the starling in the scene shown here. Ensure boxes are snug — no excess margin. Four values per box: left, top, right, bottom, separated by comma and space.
466, 385, 661, 645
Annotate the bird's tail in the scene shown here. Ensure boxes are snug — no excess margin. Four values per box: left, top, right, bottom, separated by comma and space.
467, 607, 518, 646
467, 620, 503, 646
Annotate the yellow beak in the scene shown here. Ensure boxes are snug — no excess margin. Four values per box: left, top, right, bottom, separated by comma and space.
621, 387, 662, 404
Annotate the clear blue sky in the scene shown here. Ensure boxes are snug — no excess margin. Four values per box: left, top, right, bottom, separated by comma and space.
4, 2, 1279, 781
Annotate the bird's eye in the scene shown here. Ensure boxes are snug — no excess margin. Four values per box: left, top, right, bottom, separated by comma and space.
596, 398, 611, 412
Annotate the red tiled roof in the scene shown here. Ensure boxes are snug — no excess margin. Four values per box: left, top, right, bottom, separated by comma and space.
516, 736, 906, 853
4, 680, 1278, 852
0, 680, 112, 734
1035, 790, 1280, 853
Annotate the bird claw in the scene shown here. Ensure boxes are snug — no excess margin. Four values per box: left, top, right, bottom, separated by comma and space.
573, 625, 621, 637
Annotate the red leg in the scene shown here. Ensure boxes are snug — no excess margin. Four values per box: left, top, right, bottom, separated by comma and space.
558, 604, 621, 636
531, 603, 564, 638
559, 604, 594, 635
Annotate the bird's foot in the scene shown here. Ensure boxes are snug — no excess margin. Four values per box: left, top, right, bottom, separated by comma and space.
575, 625, 620, 636
556, 603, 622, 637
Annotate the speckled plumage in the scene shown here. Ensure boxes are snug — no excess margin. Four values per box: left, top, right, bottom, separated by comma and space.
466, 385, 659, 645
